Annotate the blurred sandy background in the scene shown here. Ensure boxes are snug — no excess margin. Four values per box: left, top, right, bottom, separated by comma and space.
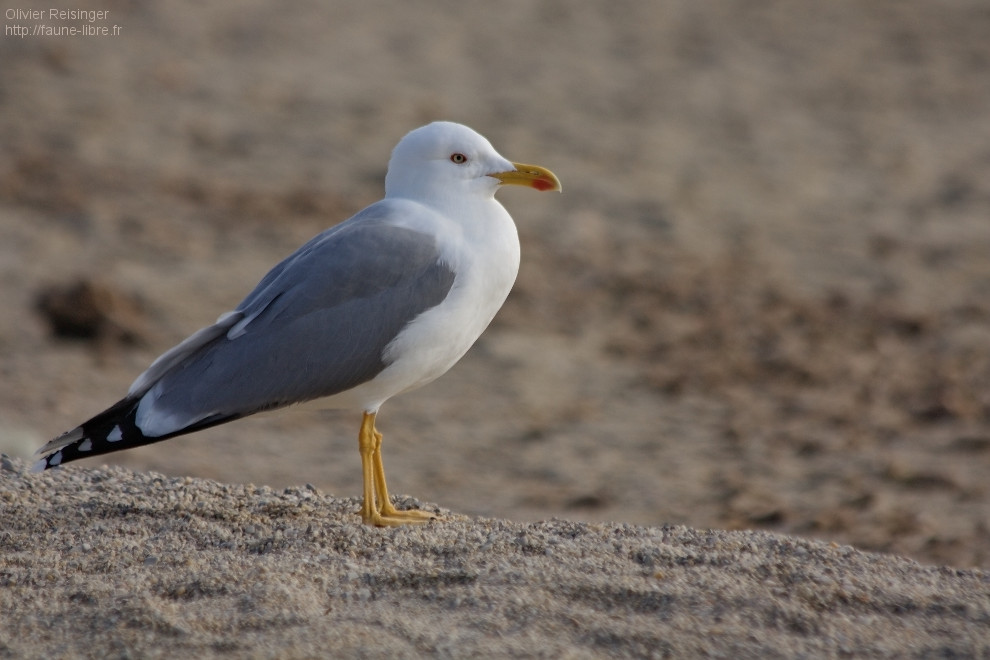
2, 0, 989, 569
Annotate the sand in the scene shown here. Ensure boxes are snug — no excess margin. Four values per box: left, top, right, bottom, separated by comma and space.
2, 456, 988, 658
2, 0, 990, 655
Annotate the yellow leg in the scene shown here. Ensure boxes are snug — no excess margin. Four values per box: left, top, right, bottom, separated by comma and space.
357, 411, 436, 526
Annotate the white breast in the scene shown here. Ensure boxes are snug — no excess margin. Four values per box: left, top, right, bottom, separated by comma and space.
316, 196, 521, 414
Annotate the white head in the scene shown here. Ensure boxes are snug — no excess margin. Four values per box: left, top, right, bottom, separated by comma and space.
385, 122, 560, 205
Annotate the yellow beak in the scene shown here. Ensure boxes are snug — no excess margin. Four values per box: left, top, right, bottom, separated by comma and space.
491, 162, 562, 192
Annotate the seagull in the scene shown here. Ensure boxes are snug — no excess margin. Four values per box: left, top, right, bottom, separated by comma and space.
33, 121, 561, 526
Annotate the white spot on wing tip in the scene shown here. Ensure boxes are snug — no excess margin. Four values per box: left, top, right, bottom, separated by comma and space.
48, 451, 63, 467
107, 426, 123, 443
30, 458, 48, 473
78, 438, 93, 452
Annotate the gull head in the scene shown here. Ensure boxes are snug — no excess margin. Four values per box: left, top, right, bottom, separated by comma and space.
385, 121, 561, 204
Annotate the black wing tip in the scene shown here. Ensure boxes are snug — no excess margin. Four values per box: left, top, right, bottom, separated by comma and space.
33, 398, 148, 471
32, 399, 246, 473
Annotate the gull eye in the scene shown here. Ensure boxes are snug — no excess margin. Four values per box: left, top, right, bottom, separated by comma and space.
450, 153, 468, 164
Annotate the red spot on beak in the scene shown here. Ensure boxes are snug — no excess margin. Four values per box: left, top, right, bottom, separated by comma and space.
531, 178, 555, 192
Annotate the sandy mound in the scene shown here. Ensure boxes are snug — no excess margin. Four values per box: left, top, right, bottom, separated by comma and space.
2, 456, 987, 658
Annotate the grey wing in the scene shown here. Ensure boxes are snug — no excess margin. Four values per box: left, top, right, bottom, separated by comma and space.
133, 205, 455, 436
125, 223, 340, 400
